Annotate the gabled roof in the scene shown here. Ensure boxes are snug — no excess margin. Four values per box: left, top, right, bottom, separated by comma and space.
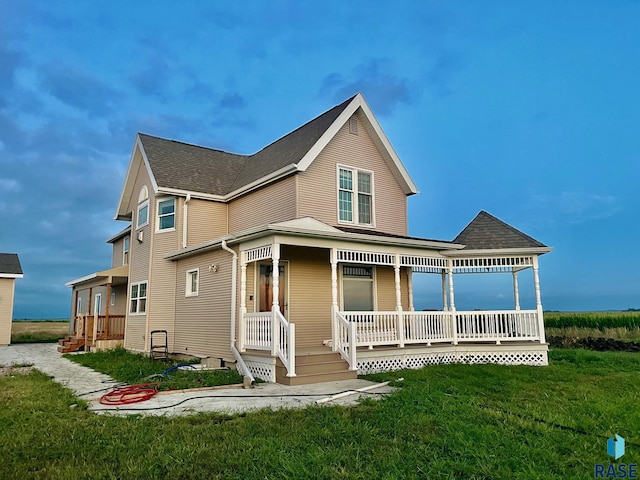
115, 93, 418, 219
453, 211, 547, 250
106, 226, 132, 244
0, 253, 23, 277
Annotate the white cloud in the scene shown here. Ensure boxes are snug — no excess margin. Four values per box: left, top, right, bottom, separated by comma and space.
524, 191, 621, 227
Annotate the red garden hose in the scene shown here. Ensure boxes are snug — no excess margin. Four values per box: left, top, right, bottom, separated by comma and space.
99, 383, 159, 405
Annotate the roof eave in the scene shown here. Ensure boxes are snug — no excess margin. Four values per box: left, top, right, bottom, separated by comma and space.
442, 247, 553, 257
0, 273, 23, 279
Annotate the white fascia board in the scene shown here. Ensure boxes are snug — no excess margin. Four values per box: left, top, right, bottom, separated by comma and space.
296, 93, 419, 196
442, 247, 553, 257
224, 164, 298, 200
106, 226, 132, 244
165, 224, 461, 261
114, 135, 159, 220
0, 273, 23, 279
156, 187, 226, 202
65, 272, 98, 287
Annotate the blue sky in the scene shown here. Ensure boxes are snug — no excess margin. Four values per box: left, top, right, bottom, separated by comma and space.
1, 1, 638, 318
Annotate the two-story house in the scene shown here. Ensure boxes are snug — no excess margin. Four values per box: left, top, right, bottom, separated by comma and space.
65, 94, 551, 385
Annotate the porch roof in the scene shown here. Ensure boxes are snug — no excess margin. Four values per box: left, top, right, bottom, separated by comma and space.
65, 265, 129, 287
165, 217, 463, 261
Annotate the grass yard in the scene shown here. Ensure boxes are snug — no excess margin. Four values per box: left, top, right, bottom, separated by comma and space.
65, 347, 244, 390
1, 349, 639, 479
11, 320, 69, 343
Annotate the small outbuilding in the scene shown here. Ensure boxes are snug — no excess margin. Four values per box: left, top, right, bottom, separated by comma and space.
0, 253, 23, 346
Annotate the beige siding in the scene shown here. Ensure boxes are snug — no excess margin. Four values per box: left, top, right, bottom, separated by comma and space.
0, 278, 16, 346
124, 158, 153, 352
228, 175, 297, 233
297, 111, 408, 235
375, 266, 410, 311
109, 284, 128, 316
147, 195, 181, 353
187, 199, 228, 246
281, 246, 333, 348
111, 237, 126, 268
174, 249, 233, 358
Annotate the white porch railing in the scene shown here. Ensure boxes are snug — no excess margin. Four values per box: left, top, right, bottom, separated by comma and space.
455, 310, 539, 343
243, 312, 272, 350
337, 309, 540, 354
241, 311, 296, 377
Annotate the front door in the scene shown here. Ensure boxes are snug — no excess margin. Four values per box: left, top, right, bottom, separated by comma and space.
94, 293, 102, 315
258, 262, 288, 318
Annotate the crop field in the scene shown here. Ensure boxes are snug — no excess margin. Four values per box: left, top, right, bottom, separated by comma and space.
544, 311, 640, 330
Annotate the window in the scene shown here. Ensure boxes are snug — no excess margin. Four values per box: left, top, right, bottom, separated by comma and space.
186, 269, 199, 296
342, 265, 374, 311
157, 198, 175, 231
123, 236, 130, 265
77, 296, 82, 314
137, 186, 149, 229
137, 200, 149, 229
130, 281, 147, 314
338, 166, 373, 226
110, 292, 116, 306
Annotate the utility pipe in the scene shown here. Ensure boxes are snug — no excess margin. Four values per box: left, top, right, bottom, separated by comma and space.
182, 193, 191, 248
221, 240, 255, 384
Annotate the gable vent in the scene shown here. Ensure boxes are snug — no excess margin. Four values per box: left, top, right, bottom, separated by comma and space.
349, 117, 358, 135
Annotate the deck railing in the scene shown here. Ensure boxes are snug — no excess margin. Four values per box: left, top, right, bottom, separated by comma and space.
338, 309, 540, 349
335, 311, 357, 369
241, 310, 296, 377
75, 314, 126, 342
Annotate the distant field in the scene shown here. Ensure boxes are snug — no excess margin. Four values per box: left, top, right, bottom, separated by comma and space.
11, 321, 69, 344
544, 311, 640, 330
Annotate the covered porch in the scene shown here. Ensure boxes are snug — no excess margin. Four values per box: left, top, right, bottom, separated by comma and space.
62, 265, 129, 353
233, 218, 550, 382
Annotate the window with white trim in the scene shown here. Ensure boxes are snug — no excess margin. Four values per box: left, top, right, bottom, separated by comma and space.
157, 198, 175, 231
110, 292, 116, 306
137, 186, 149, 229
342, 265, 375, 311
186, 269, 199, 296
130, 281, 147, 314
338, 166, 373, 226
123, 236, 130, 265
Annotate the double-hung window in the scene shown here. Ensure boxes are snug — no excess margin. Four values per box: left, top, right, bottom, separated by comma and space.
338, 166, 373, 226
186, 269, 199, 296
130, 281, 147, 314
342, 265, 375, 311
137, 201, 149, 229
157, 198, 175, 231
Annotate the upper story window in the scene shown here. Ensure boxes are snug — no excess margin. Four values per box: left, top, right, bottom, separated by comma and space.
338, 166, 374, 226
123, 236, 130, 265
157, 198, 175, 231
137, 186, 149, 229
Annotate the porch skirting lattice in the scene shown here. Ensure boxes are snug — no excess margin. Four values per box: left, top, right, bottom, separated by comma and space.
356, 344, 548, 374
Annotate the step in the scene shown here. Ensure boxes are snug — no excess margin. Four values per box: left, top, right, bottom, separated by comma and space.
295, 352, 344, 365
276, 368, 357, 386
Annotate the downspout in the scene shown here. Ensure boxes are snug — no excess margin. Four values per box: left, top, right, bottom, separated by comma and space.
182, 194, 191, 248
221, 240, 255, 385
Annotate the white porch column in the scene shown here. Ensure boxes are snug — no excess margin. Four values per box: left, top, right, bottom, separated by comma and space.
271, 243, 280, 356
512, 271, 520, 311
532, 256, 546, 343
447, 259, 458, 345
330, 248, 339, 352
441, 270, 448, 311
407, 269, 414, 312
238, 251, 247, 352
394, 254, 404, 347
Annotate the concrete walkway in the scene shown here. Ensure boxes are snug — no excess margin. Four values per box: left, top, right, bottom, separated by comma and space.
0, 343, 394, 417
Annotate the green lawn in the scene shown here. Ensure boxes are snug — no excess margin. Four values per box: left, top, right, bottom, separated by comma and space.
1, 349, 638, 479
65, 347, 244, 391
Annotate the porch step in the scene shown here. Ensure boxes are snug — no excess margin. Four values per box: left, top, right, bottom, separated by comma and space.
275, 351, 357, 386
57, 336, 85, 354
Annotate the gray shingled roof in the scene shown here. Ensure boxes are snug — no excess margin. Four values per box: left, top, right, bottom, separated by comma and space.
0, 253, 23, 275
453, 211, 546, 249
335, 226, 457, 245
139, 95, 355, 196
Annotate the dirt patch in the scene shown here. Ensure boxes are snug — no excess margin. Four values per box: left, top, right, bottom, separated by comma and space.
0, 366, 34, 377
548, 336, 640, 352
